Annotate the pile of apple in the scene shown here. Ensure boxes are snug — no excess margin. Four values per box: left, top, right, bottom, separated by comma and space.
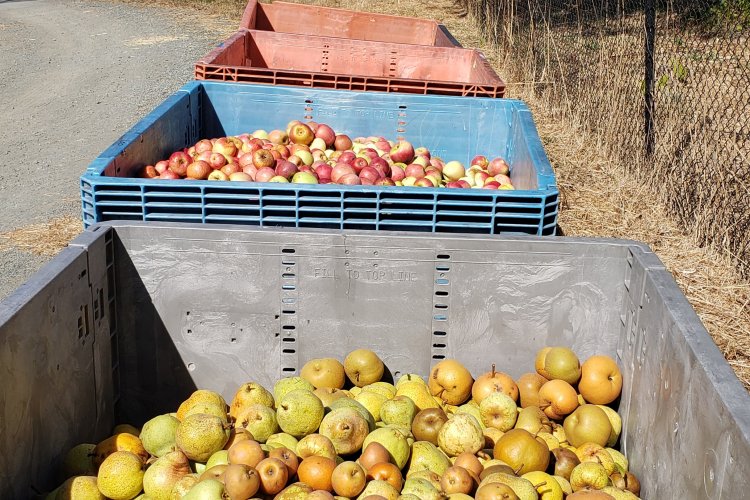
51, 347, 641, 500
138, 120, 515, 190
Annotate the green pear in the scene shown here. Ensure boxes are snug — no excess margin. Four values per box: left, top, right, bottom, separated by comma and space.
479, 392, 518, 431
274, 482, 314, 500
396, 374, 426, 387
395, 382, 440, 411
455, 403, 485, 429
143, 450, 191, 500
273, 377, 314, 405
606, 447, 628, 472
362, 427, 411, 469
234, 403, 279, 443
319, 408, 370, 455
515, 406, 552, 435
365, 381, 397, 399
266, 433, 299, 451
204, 450, 229, 470
175, 414, 230, 462
183, 478, 225, 500
140, 414, 180, 458
356, 479, 399, 500
328, 397, 376, 431
380, 396, 418, 427
563, 405, 612, 448
170, 474, 199, 499
401, 477, 443, 500
569, 462, 610, 491
407, 441, 452, 477
60, 443, 97, 478
181, 403, 228, 423
55, 476, 104, 500
355, 390, 389, 422
437, 413, 484, 457
479, 472, 538, 500
277, 389, 325, 438
597, 405, 622, 447
601, 486, 639, 499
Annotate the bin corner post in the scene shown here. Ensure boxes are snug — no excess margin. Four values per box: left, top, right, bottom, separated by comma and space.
644, 0, 656, 158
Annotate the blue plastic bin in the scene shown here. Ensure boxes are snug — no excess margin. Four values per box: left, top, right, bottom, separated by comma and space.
80, 82, 558, 234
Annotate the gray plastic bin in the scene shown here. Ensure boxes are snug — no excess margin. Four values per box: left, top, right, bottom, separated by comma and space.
1, 222, 749, 498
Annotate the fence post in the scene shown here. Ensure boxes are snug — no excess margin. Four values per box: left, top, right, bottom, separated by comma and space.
644, 0, 656, 157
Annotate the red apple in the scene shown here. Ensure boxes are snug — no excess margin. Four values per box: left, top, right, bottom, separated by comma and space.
314, 164, 333, 180
213, 137, 238, 157
474, 171, 490, 187
186, 160, 212, 180
312, 149, 327, 161
208, 152, 227, 169
471, 155, 489, 169
374, 140, 391, 153
208, 170, 229, 181
195, 139, 213, 154
275, 160, 298, 179
159, 170, 180, 180
238, 152, 256, 169
414, 147, 431, 159
196, 151, 212, 164
253, 149, 275, 169
315, 124, 336, 147
289, 123, 315, 146
430, 158, 445, 170
375, 178, 396, 186
255, 167, 276, 183
187, 146, 197, 158
390, 166, 406, 182
270, 150, 281, 160
390, 140, 415, 164
338, 151, 356, 165
287, 155, 303, 167
334, 134, 353, 151
488, 158, 510, 176
457, 179, 472, 189
415, 177, 436, 187
359, 166, 381, 183
268, 129, 289, 145
445, 181, 462, 188
168, 151, 191, 176
242, 165, 258, 180
352, 157, 369, 174
404, 164, 425, 179
360, 148, 379, 162
369, 157, 391, 178
339, 173, 361, 185
221, 163, 241, 176
273, 145, 290, 159
229, 172, 253, 182
154, 160, 169, 174
306, 120, 319, 132
140, 165, 158, 178
331, 163, 356, 183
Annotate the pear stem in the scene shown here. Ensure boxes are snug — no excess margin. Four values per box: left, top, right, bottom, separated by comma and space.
491, 363, 496, 377
513, 464, 524, 475
534, 481, 547, 488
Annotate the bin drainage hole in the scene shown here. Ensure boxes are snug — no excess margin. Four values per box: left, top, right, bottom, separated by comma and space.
231, 338, 237, 344
187, 363, 196, 371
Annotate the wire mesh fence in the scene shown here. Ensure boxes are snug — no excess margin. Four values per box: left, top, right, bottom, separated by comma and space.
466, 0, 750, 279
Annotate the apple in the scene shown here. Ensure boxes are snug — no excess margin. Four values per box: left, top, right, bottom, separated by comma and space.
287, 155, 303, 167
286, 120, 302, 135
276, 160, 299, 179
289, 143, 310, 156
473, 171, 490, 187
338, 151, 356, 165
430, 158, 445, 170
390, 165, 405, 182
227, 172, 252, 182
241, 140, 262, 154
352, 157, 369, 174
208, 152, 227, 170
404, 164, 426, 179
315, 124, 336, 147
140, 165, 158, 178
445, 181, 462, 188
412, 156, 429, 168
212, 137, 238, 157
369, 157, 391, 178
187, 146, 197, 158
443, 161, 466, 181
238, 152, 256, 169
159, 170, 180, 180
471, 155, 489, 169
296, 150, 314, 166
306, 120, 319, 132
154, 160, 169, 174
415, 177, 435, 187
186, 160, 212, 180
207, 170, 229, 181
359, 166, 381, 183
289, 123, 315, 145
402, 176, 417, 187
389, 140, 415, 164
310, 137, 327, 152
221, 163, 241, 176
292, 172, 319, 184
274, 145, 291, 159
269, 175, 289, 183
311, 149, 327, 162
482, 181, 501, 189
494, 174, 512, 185
457, 179, 471, 189
334, 134, 353, 151
360, 148, 379, 162
268, 130, 289, 145
253, 149, 276, 170
331, 163, 356, 183
339, 174, 361, 185
253, 168, 274, 183
414, 147, 431, 159
314, 164, 333, 180
488, 158, 510, 176
195, 139, 213, 154
242, 165, 258, 180
375, 178, 396, 186
252, 129, 268, 140
196, 151, 212, 164
168, 151, 191, 176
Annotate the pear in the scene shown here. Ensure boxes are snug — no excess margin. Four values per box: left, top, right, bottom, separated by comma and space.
365, 382, 397, 399
183, 478, 225, 500
143, 450, 191, 500
482, 428, 505, 449
97, 451, 145, 500
60, 443, 97, 478
569, 462, 610, 491
224, 464, 261, 500
596, 406, 622, 447
355, 390, 389, 423
478, 472, 539, 500
314, 388, 347, 407
301, 358, 346, 389
479, 393, 518, 431
205, 450, 229, 470
406, 469, 442, 488
553, 475, 573, 495
552, 447, 580, 479
273, 377, 315, 405
329, 397, 376, 431
297, 434, 337, 460
609, 472, 640, 496
356, 479, 399, 500
176, 391, 227, 421
175, 414, 230, 462
605, 448, 628, 472
407, 441, 452, 477
600, 487, 639, 500
575, 443, 615, 475
266, 433, 299, 451
563, 405, 612, 448
536, 433, 560, 451
277, 389, 325, 438
56, 476, 104, 500
396, 374, 426, 387
401, 477, 443, 500
536, 347, 581, 384
437, 413, 484, 457
234, 403, 279, 443
362, 427, 411, 469
412, 408, 449, 445
396, 382, 440, 411
319, 408, 369, 455
428, 359, 473, 405
493, 428, 550, 475
230, 382, 275, 420
475, 482, 519, 500
182, 403, 228, 423
515, 407, 552, 435
141, 414, 181, 458
456, 403, 485, 429
380, 396, 418, 427
170, 474, 199, 499
275, 482, 314, 500
344, 349, 385, 387
521, 471, 564, 500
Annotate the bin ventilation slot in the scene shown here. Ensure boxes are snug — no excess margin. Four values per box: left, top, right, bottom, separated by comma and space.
282, 248, 296, 254
437, 254, 451, 260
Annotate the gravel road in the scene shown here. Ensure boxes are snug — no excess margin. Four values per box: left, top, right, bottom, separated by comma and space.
0, 0, 232, 300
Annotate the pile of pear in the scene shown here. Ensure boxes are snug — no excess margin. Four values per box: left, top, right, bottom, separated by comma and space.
50, 347, 641, 500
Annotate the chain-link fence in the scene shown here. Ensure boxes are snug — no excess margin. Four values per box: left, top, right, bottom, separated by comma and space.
466, 0, 750, 279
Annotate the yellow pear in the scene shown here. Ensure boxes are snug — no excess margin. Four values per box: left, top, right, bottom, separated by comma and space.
522, 471, 564, 500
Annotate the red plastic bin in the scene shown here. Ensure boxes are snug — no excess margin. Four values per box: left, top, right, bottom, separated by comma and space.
194, 30, 506, 98
240, 0, 460, 47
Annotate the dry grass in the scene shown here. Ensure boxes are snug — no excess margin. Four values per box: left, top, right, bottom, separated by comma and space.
0, 217, 82, 257
63, 0, 750, 388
